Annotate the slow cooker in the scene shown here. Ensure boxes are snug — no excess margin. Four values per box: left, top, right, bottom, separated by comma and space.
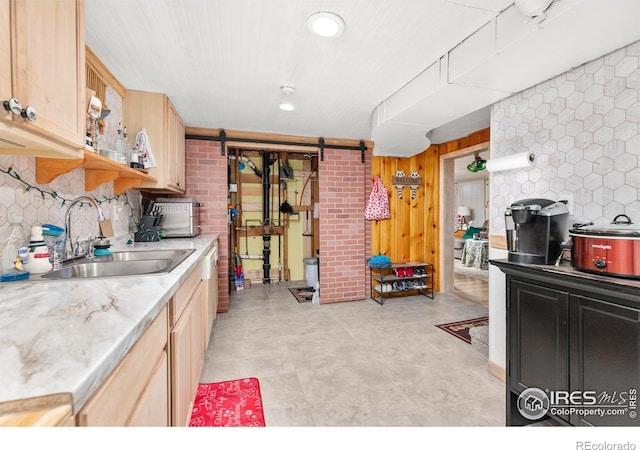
570, 214, 640, 278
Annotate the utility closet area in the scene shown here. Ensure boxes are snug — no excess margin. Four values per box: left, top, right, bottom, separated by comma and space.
228, 148, 319, 289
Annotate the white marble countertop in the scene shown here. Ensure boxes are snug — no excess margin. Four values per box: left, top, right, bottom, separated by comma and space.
0, 233, 218, 413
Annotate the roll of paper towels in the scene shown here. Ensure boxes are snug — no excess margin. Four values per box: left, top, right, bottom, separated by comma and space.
486, 151, 535, 172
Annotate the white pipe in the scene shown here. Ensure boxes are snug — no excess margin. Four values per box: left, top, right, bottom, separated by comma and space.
240, 254, 264, 260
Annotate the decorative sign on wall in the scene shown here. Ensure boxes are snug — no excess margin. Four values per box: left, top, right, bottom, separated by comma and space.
392, 170, 422, 199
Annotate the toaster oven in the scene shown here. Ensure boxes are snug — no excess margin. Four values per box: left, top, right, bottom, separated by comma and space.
155, 198, 201, 237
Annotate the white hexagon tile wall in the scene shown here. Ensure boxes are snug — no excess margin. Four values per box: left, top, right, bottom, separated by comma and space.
490, 40, 640, 235
0, 154, 142, 243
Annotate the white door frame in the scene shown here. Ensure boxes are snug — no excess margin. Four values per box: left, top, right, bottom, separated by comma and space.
439, 142, 489, 294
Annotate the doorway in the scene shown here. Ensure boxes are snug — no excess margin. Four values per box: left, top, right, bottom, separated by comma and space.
227, 146, 319, 289
439, 143, 489, 307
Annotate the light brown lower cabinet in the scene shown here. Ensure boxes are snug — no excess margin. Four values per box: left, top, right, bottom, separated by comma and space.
74, 263, 207, 427
170, 263, 205, 426
77, 305, 169, 426
125, 351, 168, 426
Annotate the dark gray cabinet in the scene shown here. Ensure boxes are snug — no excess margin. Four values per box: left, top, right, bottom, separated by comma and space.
493, 260, 640, 427
509, 279, 570, 424
570, 294, 640, 426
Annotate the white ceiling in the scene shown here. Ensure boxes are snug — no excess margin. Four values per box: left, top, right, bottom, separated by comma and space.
85, 0, 640, 157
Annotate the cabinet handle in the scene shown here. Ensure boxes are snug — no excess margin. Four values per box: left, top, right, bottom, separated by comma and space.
3, 98, 22, 115
20, 106, 37, 121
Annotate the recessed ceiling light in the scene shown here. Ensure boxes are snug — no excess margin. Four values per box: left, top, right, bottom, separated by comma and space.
279, 102, 295, 111
307, 12, 345, 38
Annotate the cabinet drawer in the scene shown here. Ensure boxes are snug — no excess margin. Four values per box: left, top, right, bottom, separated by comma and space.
77, 306, 168, 426
171, 263, 203, 326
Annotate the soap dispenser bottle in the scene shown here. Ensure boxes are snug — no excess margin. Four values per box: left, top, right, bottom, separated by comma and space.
1, 215, 30, 281
29, 226, 52, 274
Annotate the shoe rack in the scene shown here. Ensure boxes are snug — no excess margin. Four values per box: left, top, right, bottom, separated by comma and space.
370, 262, 433, 305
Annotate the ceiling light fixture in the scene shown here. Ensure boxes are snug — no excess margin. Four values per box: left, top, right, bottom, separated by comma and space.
279, 102, 294, 111
279, 85, 296, 111
467, 152, 487, 172
307, 11, 345, 38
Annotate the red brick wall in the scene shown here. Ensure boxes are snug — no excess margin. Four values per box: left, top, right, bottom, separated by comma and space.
183, 139, 373, 309
183, 139, 230, 313
318, 148, 370, 304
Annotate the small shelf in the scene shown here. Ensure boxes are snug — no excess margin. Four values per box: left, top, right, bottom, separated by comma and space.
370, 261, 434, 305
36, 150, 157, 195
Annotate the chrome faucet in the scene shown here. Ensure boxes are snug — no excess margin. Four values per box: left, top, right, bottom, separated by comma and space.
63, 196, 106, 259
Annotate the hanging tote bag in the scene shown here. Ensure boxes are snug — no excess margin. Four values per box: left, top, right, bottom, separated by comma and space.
365, 176, 391, 221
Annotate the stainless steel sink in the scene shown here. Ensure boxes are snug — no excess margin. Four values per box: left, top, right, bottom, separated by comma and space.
97, 249, 194, 262
33, 248, 195, 281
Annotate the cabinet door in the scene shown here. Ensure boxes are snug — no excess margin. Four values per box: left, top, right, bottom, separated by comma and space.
78, 306, 168, 426
1, 0, 10, 123
124, 90, 185, 193
170, 278, 204, 427
190, 283, 204, 398
509, 279, 569, 395
11, 0, 84, 147
171, 302, 193, 427
569, 294, 640, 426
167, 102, 185, 192
126, 351, 169, 426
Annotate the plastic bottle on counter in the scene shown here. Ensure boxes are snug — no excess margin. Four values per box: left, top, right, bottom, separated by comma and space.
28, 226, 52, 274
1, 215, 30, 282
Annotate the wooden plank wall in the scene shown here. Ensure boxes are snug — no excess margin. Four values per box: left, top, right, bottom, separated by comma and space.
438, 128, 490, 157
371, 128, 490, 292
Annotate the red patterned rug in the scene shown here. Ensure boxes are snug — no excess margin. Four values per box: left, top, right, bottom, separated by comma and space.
435, 316, 489, 344
189, 378, 265, 427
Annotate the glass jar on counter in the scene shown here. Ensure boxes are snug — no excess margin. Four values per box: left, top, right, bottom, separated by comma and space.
115, 124, 131, 166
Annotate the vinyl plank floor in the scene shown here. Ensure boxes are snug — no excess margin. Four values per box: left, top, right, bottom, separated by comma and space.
200, 282, 505, 427
454, 271, 489, 307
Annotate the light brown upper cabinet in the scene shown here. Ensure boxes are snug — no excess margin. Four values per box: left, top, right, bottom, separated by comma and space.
0, 0, 85, 159
124, 90, 186, 194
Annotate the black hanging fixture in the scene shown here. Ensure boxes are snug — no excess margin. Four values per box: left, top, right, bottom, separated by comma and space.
467, 152, 487, 172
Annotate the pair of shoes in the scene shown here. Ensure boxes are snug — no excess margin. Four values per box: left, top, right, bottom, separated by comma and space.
382, 283, 392, 293
393, 280, 417, 290
394, 267, 414, 278
414, 267, 425, 277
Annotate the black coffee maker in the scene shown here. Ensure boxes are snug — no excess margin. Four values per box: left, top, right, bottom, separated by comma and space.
505, 198, 570, 264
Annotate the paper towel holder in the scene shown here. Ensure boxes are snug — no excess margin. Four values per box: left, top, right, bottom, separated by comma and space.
486, 151, 536, 172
